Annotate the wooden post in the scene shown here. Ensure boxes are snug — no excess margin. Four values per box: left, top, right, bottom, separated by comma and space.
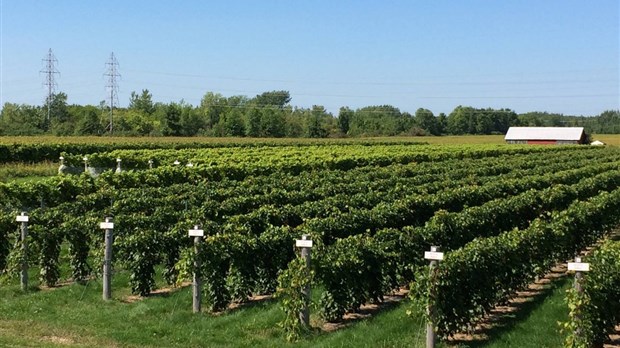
115, 158, 122, 173
16, 212, 29, 291
573, 257, 584, 292
83, 157, 88, 173
568, 256, 590, 341
424, 246, 444, 348
295, 234, 313, 327
100, 217, 114, 300
189, 225, 204, 313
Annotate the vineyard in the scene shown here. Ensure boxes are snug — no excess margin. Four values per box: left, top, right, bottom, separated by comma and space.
0, 140, 619, 347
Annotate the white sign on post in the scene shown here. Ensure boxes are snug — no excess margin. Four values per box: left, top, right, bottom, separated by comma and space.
568, 262, 590, 272
188, 228, 204, 237
16, 215, 29, 222
296, 239, 313, 248
424, 251, 444, 261
100, 222, 114, 230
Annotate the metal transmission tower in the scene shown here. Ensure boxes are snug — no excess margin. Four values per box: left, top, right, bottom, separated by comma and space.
40, 48, 60, 121
104, 52, 120, 134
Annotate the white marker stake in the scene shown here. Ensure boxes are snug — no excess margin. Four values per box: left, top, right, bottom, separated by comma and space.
569, 257, 590, 293
100, 217, 114, 300
295, 234, 313, 327
16, 212, 29, 291
189, 225, 204, 313
425, 246, 443, 348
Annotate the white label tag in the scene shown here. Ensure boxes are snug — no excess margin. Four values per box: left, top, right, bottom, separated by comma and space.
16, 215, 29, 222
100, 222, 114, 229
568, 262, 590, 272
424, 251, 444, 261
188, 229, 204, 237
296, 239, 313, 248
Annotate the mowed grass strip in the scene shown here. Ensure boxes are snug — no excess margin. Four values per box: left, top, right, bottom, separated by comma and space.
444, 277, 571, 348
0, 273, 572, 348
0, 272, 428, 348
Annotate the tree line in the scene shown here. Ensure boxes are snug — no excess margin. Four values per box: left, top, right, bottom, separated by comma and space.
1, 90, 618, 137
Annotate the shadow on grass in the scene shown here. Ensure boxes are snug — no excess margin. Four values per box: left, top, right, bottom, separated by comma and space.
448, 268, 567, 348
222, 294, 277, 314
321, 290, 409, 332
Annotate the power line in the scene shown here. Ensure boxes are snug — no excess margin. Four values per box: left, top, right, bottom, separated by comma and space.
104, 52, 120, 135
40, 48, 60, 121
124, 68, 618, 87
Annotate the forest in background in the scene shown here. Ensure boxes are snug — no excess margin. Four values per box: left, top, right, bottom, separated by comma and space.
1, 90, 618, 137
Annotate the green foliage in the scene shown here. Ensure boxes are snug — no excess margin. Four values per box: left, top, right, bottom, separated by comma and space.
338, 107, 353, 135
276, 256, 314, 341
252, 90, 291, 108
65, 218, 92, 283
414, 108, 441, 135
129, 89, 155, 115
423, 188, 620, 338
0, 103, 46, 135
447, 105, 518, 135
348, 105, 406, 136
316, 234, 395, 321
563, 240, 620, 347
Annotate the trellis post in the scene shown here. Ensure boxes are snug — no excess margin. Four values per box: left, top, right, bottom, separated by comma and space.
16, 212, 29, 291
295, 234, 313, 326
424, 246, 444, 348
189, 225, 204, 313
100, 217, 114, 300
568, 256, 590, 340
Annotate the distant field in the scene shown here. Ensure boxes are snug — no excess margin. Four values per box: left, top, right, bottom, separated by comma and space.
591, 134, 620, 145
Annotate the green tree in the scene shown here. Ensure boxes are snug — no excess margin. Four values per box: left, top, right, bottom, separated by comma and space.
260, 108, 286, 137
180, 104, 205, 136
349, 105, 402, 136
129, 89, 155, 115
437, 113, 447, 134
0, 103, 45, 135
74, 105, 103, 135
414, 108, 440, 135
306, 105, 329, 138
252, 90, 291, 108
45, 93, 73, 135
199, 92, 227, 130
447, 106, 476, 134
163, 102, 183, 136
338, 107, 353, 135
223, 109, 246, 136
285, 110, 304, 137
246, 107, 262, 137
474, 110, 493, 134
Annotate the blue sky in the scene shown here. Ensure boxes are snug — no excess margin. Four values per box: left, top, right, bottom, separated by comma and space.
1, 0, 618, 116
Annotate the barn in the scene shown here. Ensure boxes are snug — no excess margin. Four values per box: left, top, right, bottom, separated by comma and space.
504, 127, 586, 145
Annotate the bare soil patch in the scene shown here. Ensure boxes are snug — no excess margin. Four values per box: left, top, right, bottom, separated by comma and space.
41, 335, 75, 345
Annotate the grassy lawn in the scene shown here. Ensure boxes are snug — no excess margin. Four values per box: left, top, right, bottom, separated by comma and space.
0, 270, 428, 348
0, 162, 57, 182
0, 270, 573, 347
445, 278, 570, 348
